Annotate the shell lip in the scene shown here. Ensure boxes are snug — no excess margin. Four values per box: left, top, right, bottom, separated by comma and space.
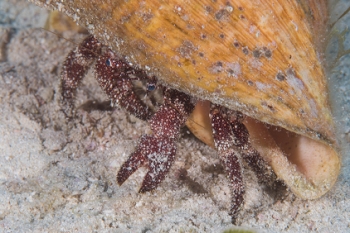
187, 101, 341, 200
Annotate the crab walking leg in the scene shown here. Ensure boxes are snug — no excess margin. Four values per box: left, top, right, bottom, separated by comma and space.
240, 144, 275, 185
221, 151, 245, 224
117, 89, 195, 192
95, 50, 153, 120
210, 106, 244, 224
61, 35, 102, 110
229, 115, 276, 184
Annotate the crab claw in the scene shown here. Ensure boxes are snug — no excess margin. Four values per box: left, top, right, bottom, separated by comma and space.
117, 88, 194, 193
117, 135, 176, 192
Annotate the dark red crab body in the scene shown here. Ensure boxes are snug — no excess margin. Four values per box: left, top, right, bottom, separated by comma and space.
60, 35, 275, 223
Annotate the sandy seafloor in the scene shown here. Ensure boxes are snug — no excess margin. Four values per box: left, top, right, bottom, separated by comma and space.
0, 0, 349, 232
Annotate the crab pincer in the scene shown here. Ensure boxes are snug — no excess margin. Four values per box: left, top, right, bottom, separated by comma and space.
117, 89, 194, 192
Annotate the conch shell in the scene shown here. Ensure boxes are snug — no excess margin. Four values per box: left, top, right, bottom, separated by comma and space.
31, 0, 341, 199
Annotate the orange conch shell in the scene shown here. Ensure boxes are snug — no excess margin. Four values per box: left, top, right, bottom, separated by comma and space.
31, 0, 340, 199
34, 0, 333, 144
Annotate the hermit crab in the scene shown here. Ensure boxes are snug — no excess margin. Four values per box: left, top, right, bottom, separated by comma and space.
32, 0, 341, 224
60, 35, 277, 223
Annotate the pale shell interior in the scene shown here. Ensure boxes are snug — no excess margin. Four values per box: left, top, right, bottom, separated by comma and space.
187, 101, 340, 200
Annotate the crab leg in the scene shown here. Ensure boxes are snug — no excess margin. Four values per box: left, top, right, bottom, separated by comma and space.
61, 35, 102, 111
117, 135, 177, 192
95, 50, 153, 120
240, 142, 275, 185
117, 89, 194, 192
228, 113, 275, 184
210, 106, 244, 224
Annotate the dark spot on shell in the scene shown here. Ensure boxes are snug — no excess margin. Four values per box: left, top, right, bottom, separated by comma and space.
276, 72, 286, 81
215, 9, 227, 20
192, 60, 196, 65
239, 14, 245, 19
233, 41, 240, 48
226, 69, 237, 77
120, 15, 131, 24
315, 132, 323, 140
187, 24, 194, 30
252, 47, 273, 59
227, 69, 233, 75
141, 12, 154, 23
215, 6, 233, 21
213, 88, 222, 95
177, 40, 197, 58
286, 67, 296, 76
247, 80, 254, 86
199, 52, 204, 57
264, 50, 272, 58
205, 6, 213, 14
208, 61, 224, 74
201, 33, 207, 39
242, 46, 249, 55
135, 40, 147, 51
261, 101, 276, 112
253, 49, 262, 58
238, 6, 244, 11
262, 47, 272, 58
219, 33, 225, 39
268, 105, 275, 111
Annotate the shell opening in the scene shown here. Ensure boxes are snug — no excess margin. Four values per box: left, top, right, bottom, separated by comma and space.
244, 117, 340, 200
187, 101, 340, 200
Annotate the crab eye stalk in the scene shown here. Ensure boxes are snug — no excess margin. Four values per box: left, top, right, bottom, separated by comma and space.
147, 83, 156, 92
105, 58, 112, 67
